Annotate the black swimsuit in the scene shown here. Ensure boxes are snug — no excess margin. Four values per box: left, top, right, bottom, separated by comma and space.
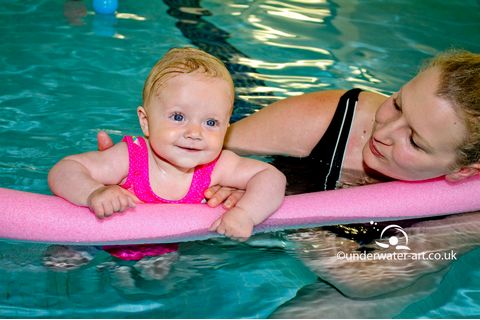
272, 89, 444, 244
271, 88, 362, 195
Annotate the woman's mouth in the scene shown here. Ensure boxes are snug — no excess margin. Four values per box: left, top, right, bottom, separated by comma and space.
369, 138, 384, 158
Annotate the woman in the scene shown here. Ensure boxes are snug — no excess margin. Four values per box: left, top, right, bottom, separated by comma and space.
96, 50, 480, 299
215, 49, 480, 305
98, 49, 480, 200
222, 50, 479, 195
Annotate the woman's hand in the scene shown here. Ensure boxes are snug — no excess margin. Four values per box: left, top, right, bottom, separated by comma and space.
97, 130, 114, 151
204, 185, 245, 208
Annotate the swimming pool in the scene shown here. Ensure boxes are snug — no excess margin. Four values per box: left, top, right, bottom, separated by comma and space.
1, 0, 479, 318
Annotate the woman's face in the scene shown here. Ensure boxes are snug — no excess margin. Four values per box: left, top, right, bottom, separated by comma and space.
362, 67, 467, 181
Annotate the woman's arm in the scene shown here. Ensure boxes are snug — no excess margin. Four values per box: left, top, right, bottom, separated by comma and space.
224, 90, 346, 157
205, 89, 346, 208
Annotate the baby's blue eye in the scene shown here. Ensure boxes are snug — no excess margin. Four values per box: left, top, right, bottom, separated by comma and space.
171, 113, 184, 122
206, 119, 218, 127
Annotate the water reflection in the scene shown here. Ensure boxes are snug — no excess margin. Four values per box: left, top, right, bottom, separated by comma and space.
92, 13, 118, 38
272, 211, 480, 317
63, 0, 87, 26
236, 56, 333, 69
0, 237, 315, 318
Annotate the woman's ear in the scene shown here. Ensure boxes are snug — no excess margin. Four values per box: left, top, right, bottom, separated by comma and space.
137, 106, 149, 137
445, 163, 480, 182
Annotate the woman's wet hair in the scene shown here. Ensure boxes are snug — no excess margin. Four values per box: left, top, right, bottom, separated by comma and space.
424, 50, 480, 167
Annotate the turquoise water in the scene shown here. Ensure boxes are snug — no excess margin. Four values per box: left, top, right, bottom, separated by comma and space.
1, 0, 480, 318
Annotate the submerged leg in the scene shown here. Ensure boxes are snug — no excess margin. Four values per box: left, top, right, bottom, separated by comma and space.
287, 211, 480, 298
42, 245, 96, 271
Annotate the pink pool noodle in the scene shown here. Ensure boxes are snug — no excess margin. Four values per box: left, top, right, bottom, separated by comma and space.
0, 176, 479, 245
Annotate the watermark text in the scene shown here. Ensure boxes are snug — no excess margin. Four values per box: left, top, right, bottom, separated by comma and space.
336, 250, 457, 261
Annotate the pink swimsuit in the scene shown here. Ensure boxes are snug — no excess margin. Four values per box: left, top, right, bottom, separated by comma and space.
103, 136, 219, 261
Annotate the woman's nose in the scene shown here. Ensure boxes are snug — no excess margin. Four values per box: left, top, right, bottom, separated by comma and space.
374, 118, 408, 146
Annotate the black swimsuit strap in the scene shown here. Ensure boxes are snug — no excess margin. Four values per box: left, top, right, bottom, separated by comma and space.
309, 88, 363, 190
271, 88, 362, 194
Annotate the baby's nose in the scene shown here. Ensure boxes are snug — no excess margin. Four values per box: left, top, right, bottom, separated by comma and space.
184, 123, 202, 139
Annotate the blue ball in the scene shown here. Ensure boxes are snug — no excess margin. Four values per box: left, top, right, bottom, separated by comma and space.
93, 0, 118, 15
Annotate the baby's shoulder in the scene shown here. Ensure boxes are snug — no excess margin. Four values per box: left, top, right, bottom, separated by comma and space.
215, 149, 245, 168
217, 149, 239, 160
210, 150, 242, 180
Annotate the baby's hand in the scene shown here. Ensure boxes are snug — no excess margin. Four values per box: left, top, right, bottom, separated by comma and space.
87, 185, 140, 219
209, 207, 255, 242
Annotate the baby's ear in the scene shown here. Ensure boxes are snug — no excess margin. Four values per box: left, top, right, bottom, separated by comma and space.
445, 163, 480, 182
137, 106, 149, 137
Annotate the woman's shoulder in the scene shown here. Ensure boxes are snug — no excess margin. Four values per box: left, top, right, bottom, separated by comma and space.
285, 89, 346, 108
357, 90, 388, 112
287, 89, 387, 110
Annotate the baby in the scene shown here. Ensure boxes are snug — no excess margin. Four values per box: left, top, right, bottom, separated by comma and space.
48, 47, 286, 261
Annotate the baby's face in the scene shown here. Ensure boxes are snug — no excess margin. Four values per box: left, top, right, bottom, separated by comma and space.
142, 72, 233, 170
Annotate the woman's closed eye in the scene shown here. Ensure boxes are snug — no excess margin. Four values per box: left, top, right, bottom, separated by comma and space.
410, 136, 421, 149
393, 97, 402, 111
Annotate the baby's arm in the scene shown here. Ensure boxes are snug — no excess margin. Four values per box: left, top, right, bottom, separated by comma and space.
48, 142, 139, 218
209, 150, 286, 240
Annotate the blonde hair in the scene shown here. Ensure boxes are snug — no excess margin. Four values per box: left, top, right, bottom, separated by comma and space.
142, 47, 234, 109
423, 50, 480, 167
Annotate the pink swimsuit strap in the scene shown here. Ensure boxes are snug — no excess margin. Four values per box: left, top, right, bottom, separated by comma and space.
121, 136, 218, 204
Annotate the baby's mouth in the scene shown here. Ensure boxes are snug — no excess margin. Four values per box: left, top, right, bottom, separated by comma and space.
177, 145, 201, 152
